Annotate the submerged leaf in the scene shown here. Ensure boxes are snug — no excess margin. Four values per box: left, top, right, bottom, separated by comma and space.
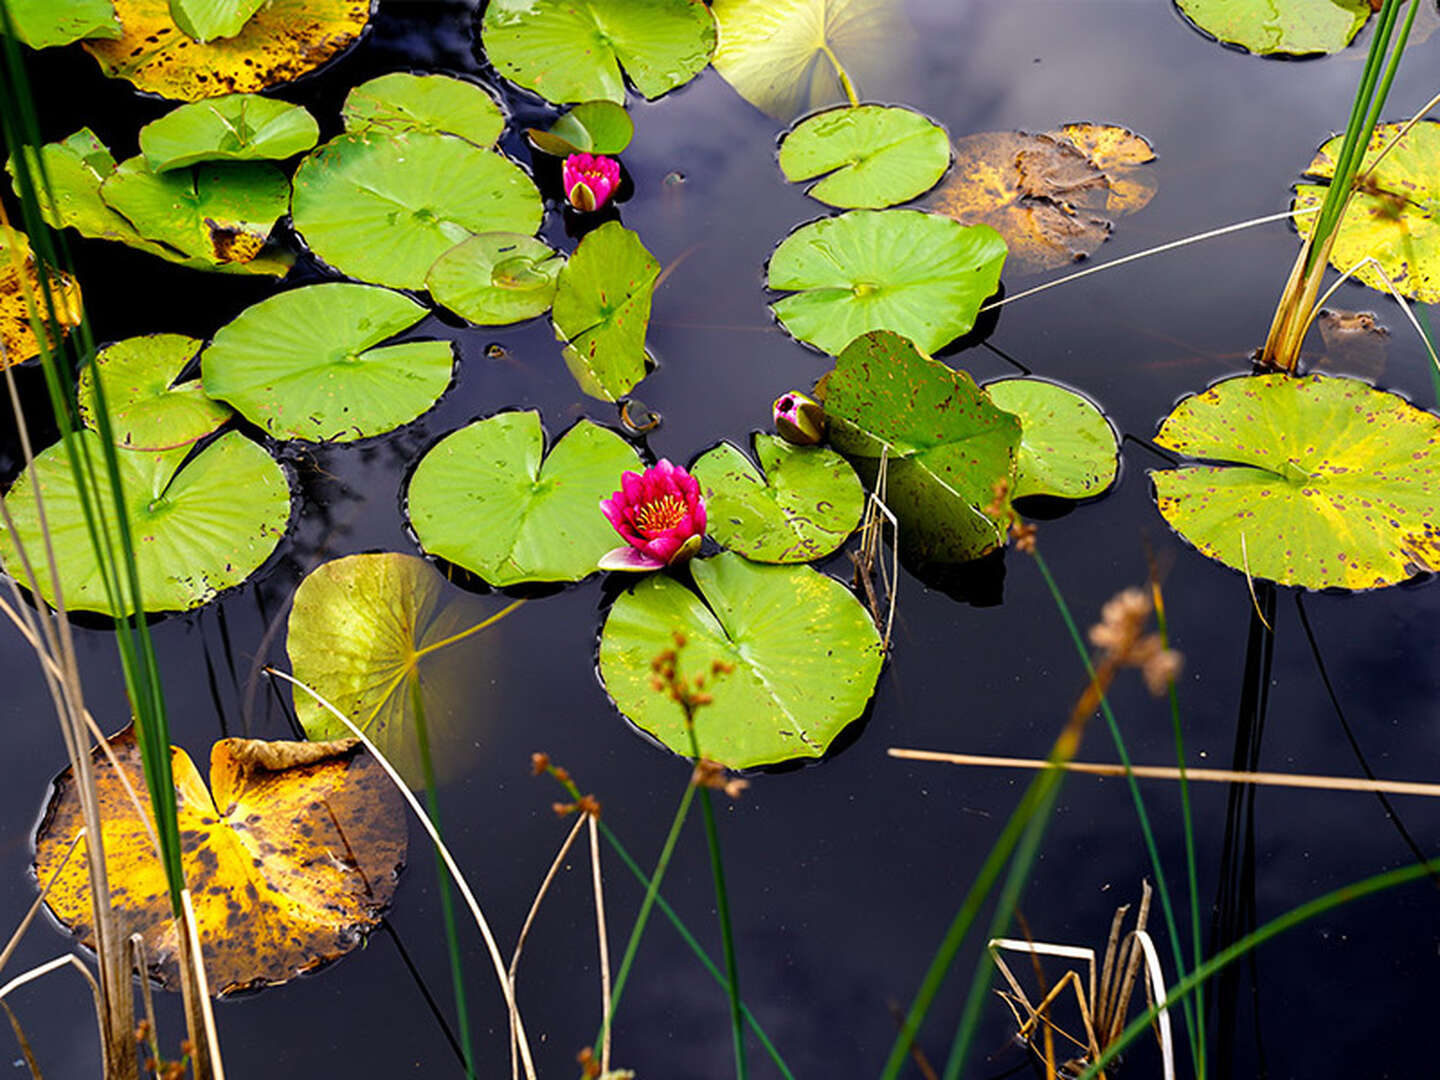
407, 411, 644, 587
34, 727, 404, 995
428, 233, 564, 326
0, 229, 82, 371
342, 72, 505, 147
779, 105, 949, 209
983, 378, 1118, 501
140, 94, 320, 171
1151, 373, 1440, 590
78, 334, 232, 450
598, 552, 884, 768
1175, 0, 1371, 56
2, 0, 119, 48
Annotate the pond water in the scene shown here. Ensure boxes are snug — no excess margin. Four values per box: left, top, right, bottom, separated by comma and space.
3, 1, 1440, 1077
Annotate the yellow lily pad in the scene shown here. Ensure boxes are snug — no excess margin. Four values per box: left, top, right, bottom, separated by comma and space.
0, 229, 82, 370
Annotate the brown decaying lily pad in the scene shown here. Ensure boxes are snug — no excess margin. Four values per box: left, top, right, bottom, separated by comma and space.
0, 230, 82, 370
33, 727, 406, 996
84, 0, 371, 102
1313, 308, 1388, 379
927, 123, 1156, 272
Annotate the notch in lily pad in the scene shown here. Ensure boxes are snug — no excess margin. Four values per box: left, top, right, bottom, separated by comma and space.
139, 94, 320, 172
78, 333, 232, 450
528, 100, 634, 157
779, 104, 950, 209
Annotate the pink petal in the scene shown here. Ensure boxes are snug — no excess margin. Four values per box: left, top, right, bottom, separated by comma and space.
599, 546, 666, 571
620, 471, 644, 504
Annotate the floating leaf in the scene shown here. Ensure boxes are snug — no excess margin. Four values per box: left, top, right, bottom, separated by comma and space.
84, 0, 371, 101
819, 331, 1019, 563
291, 130, 543, 290
2, 0, 119, 48
427, 233, 564, 326
927, 126, 1156, 273
779, 105, 949, 209
983, 378, 1118, 501
0, 229, 82, 371
0, 428, 290, 614
691, 435, 864, 563
342, 72, 505, 147
1151, 373, 1440, 590
552, 221, 660, 401
711, 0, 916, 121
1293, 121, 1440, 304
598, 552, 884, 768
529, 100, 634, 157
202, 283, 454, 443
768, 210, 1006, 355
168, 0, 266, 42
481, 0, 717, 105
1174, 0, 1370, 56
139, 94, 320, 171
288, 553, 512, 788
406, 410, 643, 587
78, 334, 232, 450
34, 727, 404, 995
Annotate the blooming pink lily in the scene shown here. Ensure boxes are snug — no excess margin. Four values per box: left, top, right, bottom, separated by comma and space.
599, 459, 706, 571
563, 152, 621, 212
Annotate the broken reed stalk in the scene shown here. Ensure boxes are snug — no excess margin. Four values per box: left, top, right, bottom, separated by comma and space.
587, 815, 613, 1075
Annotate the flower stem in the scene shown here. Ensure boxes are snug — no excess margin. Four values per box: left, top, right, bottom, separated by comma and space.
818, 41, 860, 107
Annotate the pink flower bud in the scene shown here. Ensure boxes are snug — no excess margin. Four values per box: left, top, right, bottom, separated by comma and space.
563, 153, 621, 212
599, 459, 707, 571
773, 391, 825, 445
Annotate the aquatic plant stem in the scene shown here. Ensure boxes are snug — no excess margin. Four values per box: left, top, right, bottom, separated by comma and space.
587, 816, 613, 1074
817, 42, 859, 107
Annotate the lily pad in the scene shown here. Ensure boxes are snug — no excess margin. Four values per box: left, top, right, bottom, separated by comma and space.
1175, 0, 1371, 56
169, 0, 266, 42
1151, 373, 1440, 590
78, 334, 232, 450
711, 0, 916, 121
528, 100, 634, 157
0, 428, 291, 614
983, 378, 1118, 500
288, 553, 512, 788
768, 210, 1006, 355
342, 72, 505, 147
0, 229, 82, 371
1293, 121, 1440, 304
3, 0, 119, 48
598, 552, 884, 769
291, 130, 543, 290
202, 283, 455, 443
84, 0, 371, 101
406, 410, 644, 587
552, 221, 660, 401
481, 0, 717, 105
819, 331, 1020, 563
139, 94, 320, 171
691, 435, 865, 563
34, 727, 404, 995
427, 233, 564, 326
779, 105, 949, 209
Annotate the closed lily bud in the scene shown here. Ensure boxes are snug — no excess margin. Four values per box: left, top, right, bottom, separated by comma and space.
773, 391, 825, 445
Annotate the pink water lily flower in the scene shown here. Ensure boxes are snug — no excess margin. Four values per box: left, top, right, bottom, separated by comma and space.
599, 459, 706, 571
563, 152, 621, 212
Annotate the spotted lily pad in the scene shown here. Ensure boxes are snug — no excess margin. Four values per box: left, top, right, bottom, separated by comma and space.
427, 233, 564, 326
1175, 0, 1371, 56
768, 210, 1006, 355
342, 72, 505, 147
528, 100, 634, 157
407, 411, 644, 586
202, 283, 454, 443
0, 428, 290, 614
169, 0, 266, 42
0, 229, 82, 371
291, 130, 543, 290
3, 0, 119, 48
1293, 121, 1440, 304
78, 334, 232, 449
598, 552, 884, 769
1151, 373, 1440, 590
779, 105, 949, 209
33, 726, 404, 995
481, 0, 717, 105
139, 94, 320, 171
983, 378, 1118, 500
691, 435, 865, 563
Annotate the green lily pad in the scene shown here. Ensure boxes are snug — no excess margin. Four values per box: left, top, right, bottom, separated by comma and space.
528, 100, 634, 157
342, 72, 505, 147
287, 552, 511, 788
426, 233, 564, 326
1175, 0, 1370, 56
768, 210, 1007, 355
406, 410, 644, 587
202, 283, 455, 443
598, 552, 884, 769
1151, 373, 1440, 590
691, 435, 865, 563
0, 428, 290, 614
3, 0, 119, 47
78, 334, 232, 450
291, 130, 543, 290
779, 105, 949, 209
820, 331, 1020, 563
1294, 120, 1440, 304
139, 94, 320, 171
983, 378, 1118, 500
481, 0, 716, 105
168, 0, 266, 41
552, 221, 660, 402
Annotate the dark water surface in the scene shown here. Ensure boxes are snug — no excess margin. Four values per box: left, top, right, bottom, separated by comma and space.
4, 1, 1440, 1077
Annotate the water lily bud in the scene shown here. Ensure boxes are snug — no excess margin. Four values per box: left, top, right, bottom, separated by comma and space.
598, 459, 707, 571
773, 391, 825, 445
563, 152, 620, 212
